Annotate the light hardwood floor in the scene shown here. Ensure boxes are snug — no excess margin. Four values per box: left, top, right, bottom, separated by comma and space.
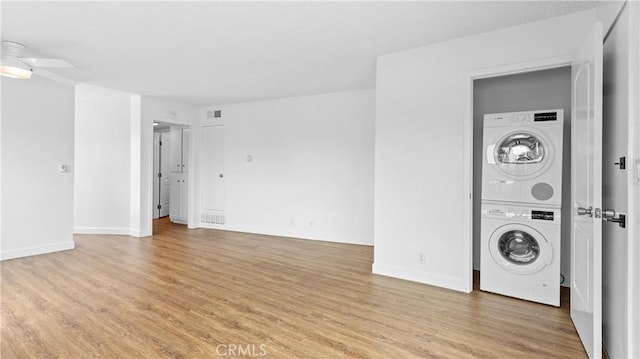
1, 218, 586, 358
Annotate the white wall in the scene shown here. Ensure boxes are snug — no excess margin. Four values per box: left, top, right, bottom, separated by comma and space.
75, 88, 197, 237
74, 85, 135, 234
374, 10, 596, 291
129, 95, 145, 236
198, 89, 375, 245
1, 75, 75, 260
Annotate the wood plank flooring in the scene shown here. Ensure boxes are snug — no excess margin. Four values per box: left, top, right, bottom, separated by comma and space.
1, 217, 586, 358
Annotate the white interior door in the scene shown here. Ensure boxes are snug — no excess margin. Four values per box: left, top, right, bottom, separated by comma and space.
571, 22, 603, 359
152, 132, 160, 219
602, 5, 631, 357
159, 132, 171, 217
201, 124, 226, 211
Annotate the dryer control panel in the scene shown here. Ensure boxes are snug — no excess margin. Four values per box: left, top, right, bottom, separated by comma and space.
483, 109, 564, 127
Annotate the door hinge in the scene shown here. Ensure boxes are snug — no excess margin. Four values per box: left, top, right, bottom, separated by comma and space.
159, 140, 163, 146
158, 172, 162, 178
614, 156, 626, 170
157, 204, 162, 210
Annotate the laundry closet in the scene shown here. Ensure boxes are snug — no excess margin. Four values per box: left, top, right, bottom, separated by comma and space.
472, 66, 572, 305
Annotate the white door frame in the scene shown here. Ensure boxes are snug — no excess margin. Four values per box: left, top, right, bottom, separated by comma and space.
146, 119, 192, 234
152, 131, 161, 219
462, 55, 573, 292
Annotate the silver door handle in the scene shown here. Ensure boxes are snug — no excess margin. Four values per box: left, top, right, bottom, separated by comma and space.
603, 209, 626, 228
577, 206, 593, 217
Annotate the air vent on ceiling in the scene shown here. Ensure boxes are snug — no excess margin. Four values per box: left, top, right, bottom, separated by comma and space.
206, 110, 222, 119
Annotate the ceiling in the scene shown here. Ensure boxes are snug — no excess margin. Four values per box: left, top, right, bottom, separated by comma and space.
1, 1, 598, 106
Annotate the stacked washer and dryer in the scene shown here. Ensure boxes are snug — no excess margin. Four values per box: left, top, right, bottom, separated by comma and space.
480, 109, 564, 306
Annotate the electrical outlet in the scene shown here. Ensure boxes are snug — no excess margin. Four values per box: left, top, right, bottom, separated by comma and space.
418, 252, 426, 264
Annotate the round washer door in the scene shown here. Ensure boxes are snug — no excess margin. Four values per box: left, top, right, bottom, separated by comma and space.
493, 129, 554, 180
488, 223, 552, 275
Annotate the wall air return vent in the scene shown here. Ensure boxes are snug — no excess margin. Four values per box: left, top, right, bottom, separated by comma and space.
201, 212, 225, 225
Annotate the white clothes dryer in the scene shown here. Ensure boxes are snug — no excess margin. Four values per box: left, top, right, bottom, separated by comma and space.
480, 202, 560, 306
481, 109, 564, 207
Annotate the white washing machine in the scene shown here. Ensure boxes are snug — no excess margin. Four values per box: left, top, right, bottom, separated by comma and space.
480, 202, 560, 306
481, 109, 564, 207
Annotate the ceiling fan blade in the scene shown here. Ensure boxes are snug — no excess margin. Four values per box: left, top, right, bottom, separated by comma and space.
19, 58, 73, 68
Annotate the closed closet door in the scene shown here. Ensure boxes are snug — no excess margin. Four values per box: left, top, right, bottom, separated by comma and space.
201, 124, 225, 212
170, 126, 183, 172
181, 128, 189, 172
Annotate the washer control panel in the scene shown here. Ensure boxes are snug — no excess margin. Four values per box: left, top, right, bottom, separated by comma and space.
532, 210, 554, 221
482, 204, 560, 223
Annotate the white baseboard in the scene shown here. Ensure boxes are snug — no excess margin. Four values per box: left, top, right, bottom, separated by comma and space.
129, 228, 152, 238
1, 241, 75, 261
73, 227, 130, 235
372, 262, 470, 293
73, 227, 151, 238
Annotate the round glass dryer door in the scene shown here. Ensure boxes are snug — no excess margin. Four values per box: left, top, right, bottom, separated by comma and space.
488, 224, 552, 275
493, 130, 554, 179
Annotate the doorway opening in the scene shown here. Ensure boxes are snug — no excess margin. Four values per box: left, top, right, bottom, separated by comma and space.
151, 121, 190, 229
153, 121, 171, 219
470, 65, 572, 306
